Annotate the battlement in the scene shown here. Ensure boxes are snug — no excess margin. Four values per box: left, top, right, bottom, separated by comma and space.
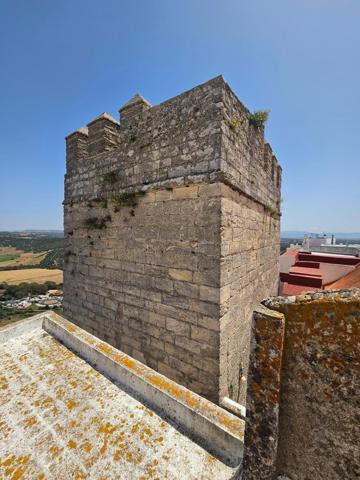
65, 76, 281, 211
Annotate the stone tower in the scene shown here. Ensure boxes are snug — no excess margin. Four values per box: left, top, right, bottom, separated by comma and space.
63, 76, 281, 404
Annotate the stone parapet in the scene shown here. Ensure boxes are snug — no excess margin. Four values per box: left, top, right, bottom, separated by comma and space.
243, 288, 360, 480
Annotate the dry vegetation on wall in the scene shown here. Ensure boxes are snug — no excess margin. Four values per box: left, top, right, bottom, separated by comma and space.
0, 268, 63, 285
82, 190, 147, 229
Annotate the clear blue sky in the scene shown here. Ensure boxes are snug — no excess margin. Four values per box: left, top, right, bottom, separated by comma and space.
0, 0, 359, 232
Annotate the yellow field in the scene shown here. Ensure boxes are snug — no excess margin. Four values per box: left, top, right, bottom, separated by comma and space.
0, 247, 47, 267
0, 269, 63, 285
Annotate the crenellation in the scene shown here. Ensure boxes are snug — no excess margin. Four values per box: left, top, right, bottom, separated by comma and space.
65, 127, 88, 173
87, 112, 121, 157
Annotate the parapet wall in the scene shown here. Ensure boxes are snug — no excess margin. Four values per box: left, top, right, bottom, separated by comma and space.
243, 288, 360, 480
63, 76, 281, 404
65, 76, 281, 209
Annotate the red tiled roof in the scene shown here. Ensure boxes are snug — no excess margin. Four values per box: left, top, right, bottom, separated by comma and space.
281, 249, 300, 257
282, 283, 319, 296
298, 252, 360, 266
280, 250, 360, 296
325, 264, 360, 289
289, 266, 322, 278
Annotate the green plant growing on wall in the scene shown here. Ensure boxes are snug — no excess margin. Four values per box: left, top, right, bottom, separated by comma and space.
228, 383, 235, 399
249, 110, 270, 129
264, 203, 277, 217
93, 197, 108, 208
102, 171, 119, 185
229, 117, 241, 131
83, 215, 111, 230
111, 190, 146, 212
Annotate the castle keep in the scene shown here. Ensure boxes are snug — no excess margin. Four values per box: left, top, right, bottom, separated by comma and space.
63, 76, 281, 404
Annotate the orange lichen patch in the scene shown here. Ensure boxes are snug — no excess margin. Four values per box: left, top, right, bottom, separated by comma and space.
0, 376, 9, 390
112, 431, 125, 445
38, 474, 45, 480
113, 447, 125, 461
33, 397, 54, 409
113, 352, 141, 374
96, 342, 114, 356
147, 373, 198, 409
99, 439, 108, 456
65, 324, 77, 333
49, 444, 63, 459
98, 422, 118, 436
24, 416, 38, 427
73, 470, 86, 480
1, 455, 16, 467
67, 439, 77, 449
9, 466, 26, 480
1, 454, 31, 480
82, 441, 93, 453
131, 422, 141, 435
66, 399, 78, 411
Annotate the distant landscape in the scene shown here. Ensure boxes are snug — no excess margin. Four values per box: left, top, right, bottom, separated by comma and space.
281, 232, 360, 255
0, 231, 64, 326
281, 231, 360, 240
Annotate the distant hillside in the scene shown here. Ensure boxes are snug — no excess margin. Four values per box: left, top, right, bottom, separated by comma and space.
0, 233, 64, 270
0, 230, 63, 237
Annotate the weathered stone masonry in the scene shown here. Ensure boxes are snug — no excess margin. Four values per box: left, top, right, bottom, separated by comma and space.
243, 289, 360, 480
63, 76, 281, 404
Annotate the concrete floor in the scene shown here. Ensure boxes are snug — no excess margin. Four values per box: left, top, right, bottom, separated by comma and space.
0, 327, 237, 479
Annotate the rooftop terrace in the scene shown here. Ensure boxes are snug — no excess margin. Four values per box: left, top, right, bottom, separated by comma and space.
0, 313, 244, 479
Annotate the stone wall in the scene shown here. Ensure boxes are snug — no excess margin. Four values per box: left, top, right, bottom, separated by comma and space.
243, 288, 360, 480
63, 76, 281, 403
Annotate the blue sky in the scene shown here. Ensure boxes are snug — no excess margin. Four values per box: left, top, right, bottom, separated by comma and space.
0, 0, 359, 232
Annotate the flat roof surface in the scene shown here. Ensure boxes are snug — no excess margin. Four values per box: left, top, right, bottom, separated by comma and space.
0, 317, 240, 479
289, 266, 323, 278
326, 264, 360, 289
282, 283, 319, 296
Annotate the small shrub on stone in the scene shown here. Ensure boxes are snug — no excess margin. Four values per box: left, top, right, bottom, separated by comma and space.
111, 191, 146, 212
229, 118, 241, 131
249, 110, 269, 129
264, 203, 277, 216
83, 216, 111, 230
102, 171, 119, 185
93, 197, 108, 208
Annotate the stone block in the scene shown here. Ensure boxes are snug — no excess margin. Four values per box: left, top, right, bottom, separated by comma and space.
166, 317, 190, 337
168, 268, 193, 282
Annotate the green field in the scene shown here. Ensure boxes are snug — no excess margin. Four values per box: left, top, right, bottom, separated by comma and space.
0, 254, 20, 263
